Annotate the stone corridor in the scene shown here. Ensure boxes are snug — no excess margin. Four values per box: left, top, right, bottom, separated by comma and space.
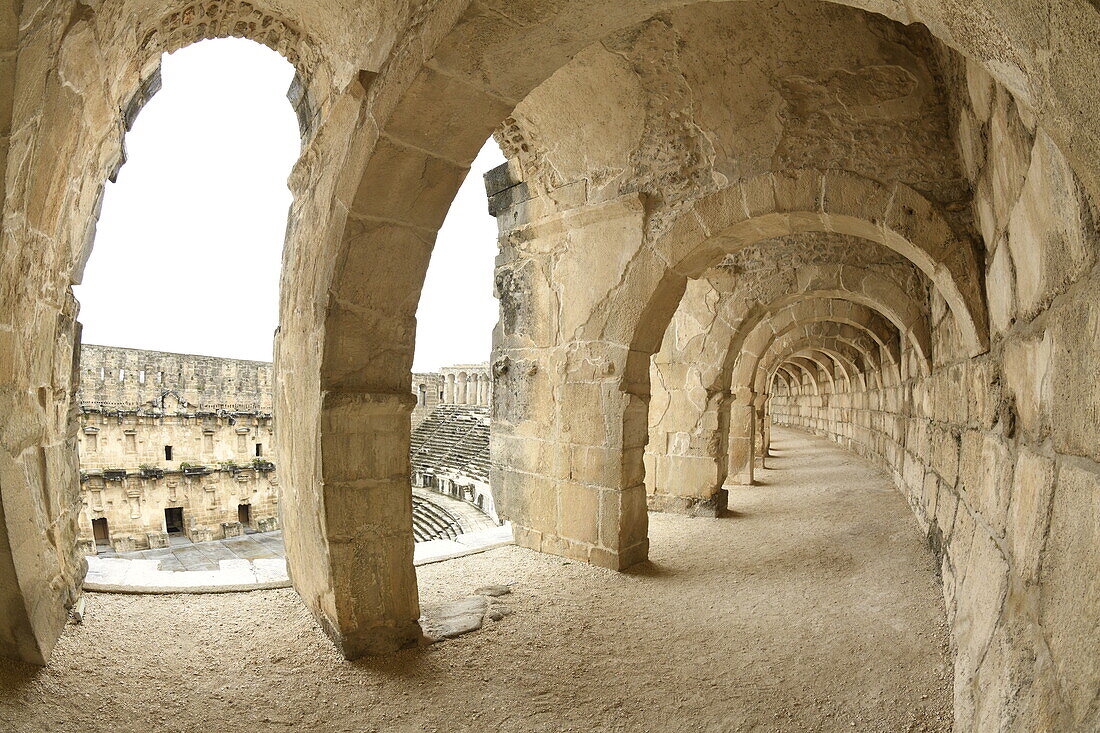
0, 427, 952, 732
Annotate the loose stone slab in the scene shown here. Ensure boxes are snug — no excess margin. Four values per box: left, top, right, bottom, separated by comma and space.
421, 596, 489, 640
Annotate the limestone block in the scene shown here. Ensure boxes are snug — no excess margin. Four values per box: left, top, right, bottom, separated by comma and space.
928, 424, 959, 487
557, 481, 599, 545
348, 136, 468, 230
221, 522, 244, 539
952, 531, 1009, 691
987, 91, 1033, 227
384, 64, 513, 165
256, 516, 279, 532
145, 532, 169, 549
959, 431, 1013, 536
1050, 295, 1100, 463
1006, 131, 1093, 318
1007, 449, 1054, 581
965, 58, 995, 124
1038, 462, 1100, 728
1002, 330, 1052, 442
601, 484, 649, 551
986, 241, 1016, 336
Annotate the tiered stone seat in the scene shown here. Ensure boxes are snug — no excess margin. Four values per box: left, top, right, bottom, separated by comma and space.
411, 496, 463, 542
410, 404, 490, 483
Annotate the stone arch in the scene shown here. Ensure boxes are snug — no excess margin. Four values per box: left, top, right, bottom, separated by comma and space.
750, 265, 932, 375
729, 299, 901, 391
652, 169, 988, 357
785, 356, 827, 394
0, 0, 335, 665
280, 0, 1100, 661
748, 321, 891, 392
763, 337, 871, 392
138, 1, 324, 75
4, 0, 1097, 667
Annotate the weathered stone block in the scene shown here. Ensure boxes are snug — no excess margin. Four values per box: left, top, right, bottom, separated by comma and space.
1007, 448, 1054, 581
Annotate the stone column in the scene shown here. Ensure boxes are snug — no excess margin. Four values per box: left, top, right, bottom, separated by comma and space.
727, 389, 756, 485
495, 343, 649, 570
760, 394, 772, 458
456, 372, 468, 404
444, 373, 454, 404
280, 389, 423, 658
491, 194, 656, 571
754, 393, 768, 470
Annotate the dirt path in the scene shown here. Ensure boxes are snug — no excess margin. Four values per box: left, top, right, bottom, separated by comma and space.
0, 427, 952, 732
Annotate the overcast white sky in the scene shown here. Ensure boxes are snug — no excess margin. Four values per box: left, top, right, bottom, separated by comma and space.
75, 38, 504, 372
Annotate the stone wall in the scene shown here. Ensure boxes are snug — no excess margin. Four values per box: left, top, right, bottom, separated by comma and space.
769, 60, 1098, 730
79, 344, 273, 411
0, 0, 1096, 702
77, 408, 278, 551
411, 371, 443, 427
75, 346, 474, 552
484, 5, 1099, 729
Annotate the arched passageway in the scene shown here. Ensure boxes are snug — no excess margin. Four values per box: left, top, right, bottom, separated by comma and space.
0, 425, 955, 731
0, 1, 1097, 729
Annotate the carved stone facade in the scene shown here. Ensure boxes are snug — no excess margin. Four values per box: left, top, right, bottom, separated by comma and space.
75, 346, 484, 554
75, 346, 278, 553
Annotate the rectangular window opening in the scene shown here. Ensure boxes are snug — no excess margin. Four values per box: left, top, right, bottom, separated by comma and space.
255, 443, 263, 457
164, 445, 173, 461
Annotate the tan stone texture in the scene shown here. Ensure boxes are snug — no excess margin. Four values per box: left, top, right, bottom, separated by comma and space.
0, 1, 1098, 730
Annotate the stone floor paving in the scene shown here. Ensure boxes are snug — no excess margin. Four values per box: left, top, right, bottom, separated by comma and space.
99, 531, 286, 571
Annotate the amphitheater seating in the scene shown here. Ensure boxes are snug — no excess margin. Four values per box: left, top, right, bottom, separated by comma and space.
410, 404, 490, 483
411, 496, 463, 542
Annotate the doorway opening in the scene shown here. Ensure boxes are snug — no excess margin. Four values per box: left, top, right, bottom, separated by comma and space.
92, 518, 110, 548
164, 507, 185, 535
238, 504, 251, 527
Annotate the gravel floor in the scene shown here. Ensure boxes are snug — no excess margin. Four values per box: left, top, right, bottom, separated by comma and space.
0, 427, 953, 732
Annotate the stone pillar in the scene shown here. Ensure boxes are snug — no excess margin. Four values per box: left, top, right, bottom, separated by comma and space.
456, 372, 468, 404
761, 394, 772, 457
495, 342, 650, 570
490, 194, 658, 571
754, 393, 768, 470
644, 385, 730, 517
281, 389, 422, 658
444, 373, 454, 404
727, 389, 756, 485
0, 292, 85, 665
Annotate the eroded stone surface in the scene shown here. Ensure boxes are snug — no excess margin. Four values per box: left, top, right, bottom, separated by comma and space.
0, 2, 1097, 731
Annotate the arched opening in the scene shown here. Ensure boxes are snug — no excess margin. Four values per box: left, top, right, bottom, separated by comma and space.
0, 4, 1095, 730
71, 37, 299, 567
